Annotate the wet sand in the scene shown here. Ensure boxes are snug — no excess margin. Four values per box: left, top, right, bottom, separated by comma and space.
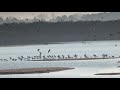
0, 67, 74, 75
95, 73, 120, 75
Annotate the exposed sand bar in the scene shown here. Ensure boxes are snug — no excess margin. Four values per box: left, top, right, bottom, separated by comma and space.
0, 67, 74, 75
26, 57, 119, 62
95, 73, 120, 75
94, 66, 120, 75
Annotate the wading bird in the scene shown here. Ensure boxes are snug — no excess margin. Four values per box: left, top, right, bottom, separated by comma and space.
93, 54, 97, 58
37, 49, 42, 60
74, 54, 78, 59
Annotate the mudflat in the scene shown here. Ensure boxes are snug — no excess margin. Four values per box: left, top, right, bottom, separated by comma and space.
95, 73, 120, 75
0, 67, 74, 75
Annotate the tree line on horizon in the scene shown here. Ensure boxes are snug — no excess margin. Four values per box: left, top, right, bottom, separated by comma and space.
0, 19, 120, 46
0, 12, 120, 24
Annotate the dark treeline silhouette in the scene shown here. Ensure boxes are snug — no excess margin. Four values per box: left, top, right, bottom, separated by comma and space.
0, 20, 120, 46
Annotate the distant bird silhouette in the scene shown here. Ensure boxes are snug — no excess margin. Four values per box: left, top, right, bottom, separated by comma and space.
37, 49, 40, 52
57, 55, 61, 59
62, 55, 65, 59
84, 54, 88, 58
93, 54, 97, 58
9, 57, 12, 60
74, 54, 78, 59
68, 55, 71, 59
112, 56, 114, 58
43, 55, 46, 60
48, 49, 51, 53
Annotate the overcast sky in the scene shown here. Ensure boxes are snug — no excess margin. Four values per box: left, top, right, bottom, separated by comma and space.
0, 12, 102, 20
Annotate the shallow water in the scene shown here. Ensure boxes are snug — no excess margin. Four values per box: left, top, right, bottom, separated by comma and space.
0, 40, 120, 78
0, 40, 120, 58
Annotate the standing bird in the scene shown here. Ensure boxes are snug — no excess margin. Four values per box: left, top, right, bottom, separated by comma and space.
93, 54, 97, 58
37, 49, 42, 60
74, 54, 78, 59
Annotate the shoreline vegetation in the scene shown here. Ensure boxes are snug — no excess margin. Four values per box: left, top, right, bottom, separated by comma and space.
0, 67, 74, 75
0, 20, 120, 46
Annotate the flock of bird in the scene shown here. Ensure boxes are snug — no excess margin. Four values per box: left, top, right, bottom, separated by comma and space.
0, 48, 118, 62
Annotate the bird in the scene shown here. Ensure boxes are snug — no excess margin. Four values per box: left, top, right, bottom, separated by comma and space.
37, 49, 40, 52
48, 49, 51, 53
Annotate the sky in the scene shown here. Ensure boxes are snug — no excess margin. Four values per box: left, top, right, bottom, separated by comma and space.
0, 12, 102, 20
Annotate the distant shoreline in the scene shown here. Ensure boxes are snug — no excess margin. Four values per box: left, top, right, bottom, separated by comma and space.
0, 20, 120, 46
0, 40, 119, 47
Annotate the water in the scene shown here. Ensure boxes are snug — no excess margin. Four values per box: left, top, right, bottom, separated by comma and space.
0, 40, 120, 58
0, 59, 120, 78
0, 40, 120, 78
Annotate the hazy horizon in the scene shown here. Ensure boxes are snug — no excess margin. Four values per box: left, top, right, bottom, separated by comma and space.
0, 12, 102, 20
